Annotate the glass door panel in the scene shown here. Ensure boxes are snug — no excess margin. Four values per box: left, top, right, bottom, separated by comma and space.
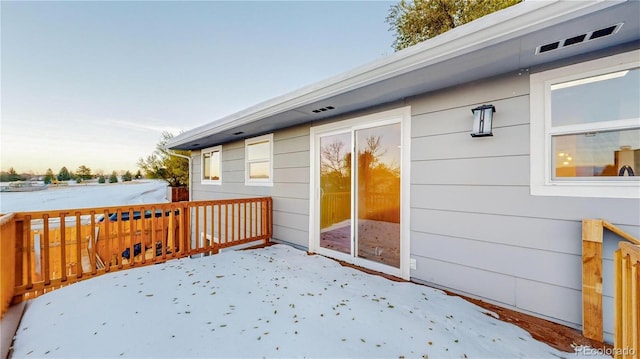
319, 132, 352, 255
355, 123, 401, 268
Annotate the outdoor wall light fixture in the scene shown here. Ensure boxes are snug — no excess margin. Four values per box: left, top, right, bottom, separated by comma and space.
470, 104, 495, 137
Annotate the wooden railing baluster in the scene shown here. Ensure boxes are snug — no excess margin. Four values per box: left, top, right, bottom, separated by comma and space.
151, 205, 157, 262
251, 201, 255, 238
75, 212, 82, 278
59, 213, 67, 283
116, 209, 123, 270
127, 208, 134, 268
225, 203, 229, 245
43, 214, 51, 285
197, 205, 202, 253
103, 209, 111, 272
233, 202, 236, 242
90, 211, 97, 274
216, 203, 221, 254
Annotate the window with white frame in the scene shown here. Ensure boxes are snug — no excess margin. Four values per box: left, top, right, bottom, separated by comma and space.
201, 146, 222, 184
245, 134, 273, 186
530, 50, 639, 198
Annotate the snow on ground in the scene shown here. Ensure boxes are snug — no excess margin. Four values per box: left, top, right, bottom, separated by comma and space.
0, 180, 168, 213
12, 245, 609, 359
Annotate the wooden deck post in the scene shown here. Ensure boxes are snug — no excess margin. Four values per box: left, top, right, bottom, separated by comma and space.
0, 214, 17, 316
582, 219, 604, 342
615, 242, 640, 358
12, 219, 25, 305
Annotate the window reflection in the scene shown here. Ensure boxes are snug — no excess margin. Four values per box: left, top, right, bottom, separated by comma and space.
319, 132, 352, 255
551, 68, 640, 126
247, 141, 270, 161
202, 149, 220, 181
356, 123, 401, 268
203, 152, 211, 179
245, 135, 272, 184
210, 151, 220, 180
249, 162, 269, 179
553, 128, 640, 178
550, 66, 639, 180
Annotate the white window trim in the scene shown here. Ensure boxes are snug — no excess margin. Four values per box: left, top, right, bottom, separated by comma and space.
245, 133, 274, 186
530, 49, 640, 198
201, 145, 222, 185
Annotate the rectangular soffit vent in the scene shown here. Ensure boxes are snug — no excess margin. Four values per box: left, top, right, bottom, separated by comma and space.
312, 105, 335, 114
535, 23, 623, 55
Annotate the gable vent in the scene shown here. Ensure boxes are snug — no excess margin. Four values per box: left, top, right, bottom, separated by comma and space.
536, 23, 623, 54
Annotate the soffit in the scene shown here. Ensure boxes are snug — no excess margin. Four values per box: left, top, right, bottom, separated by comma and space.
169, 1, 639, 150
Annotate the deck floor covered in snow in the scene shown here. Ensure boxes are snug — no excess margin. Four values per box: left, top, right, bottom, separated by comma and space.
11, 245, 605, 358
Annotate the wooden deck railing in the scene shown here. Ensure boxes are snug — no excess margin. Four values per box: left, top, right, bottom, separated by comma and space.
1, 213, 17, 318
614, 242, 639, 359
0, 197, 272, 317
582, 219, 639, 356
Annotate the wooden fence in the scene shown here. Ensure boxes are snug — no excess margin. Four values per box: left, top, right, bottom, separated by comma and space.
0, 197, 272, 316
321, 192, 350, 228
320, 191, 399, 228
582, 219, 639, 357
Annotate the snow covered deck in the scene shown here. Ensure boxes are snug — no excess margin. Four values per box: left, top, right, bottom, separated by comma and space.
11, 245, 605, 358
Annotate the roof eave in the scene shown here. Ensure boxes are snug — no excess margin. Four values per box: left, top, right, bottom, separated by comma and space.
167, 0, 624, 149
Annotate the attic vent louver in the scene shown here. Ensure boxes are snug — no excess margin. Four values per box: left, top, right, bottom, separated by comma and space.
312, 106, 335, 114
535, 23, 623, 55
563, 34, 586, 47
590, 25, 618, 40
539, 42, 560, 53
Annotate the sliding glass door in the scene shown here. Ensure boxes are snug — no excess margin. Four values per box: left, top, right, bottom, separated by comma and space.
316, 122, 401, 269
355, 123, 401, 268
319, 131, 352, 255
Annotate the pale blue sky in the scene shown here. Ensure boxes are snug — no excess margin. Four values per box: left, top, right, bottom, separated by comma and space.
1, 1, 394, 174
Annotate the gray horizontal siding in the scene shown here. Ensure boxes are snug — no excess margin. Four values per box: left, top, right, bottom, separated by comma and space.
407, 70, 639, 339
411, 185, 640, 225
410, 209, 584, 255
411, 232, 582, 290
412, 94, 530, 137
410, 71, 530, 116
412, 125, 530, 161
414, 255, 517, 305
514, 279, 582, 326
273, 225, 307, 248
412, 155, 529, 186
192, 124, 311, 248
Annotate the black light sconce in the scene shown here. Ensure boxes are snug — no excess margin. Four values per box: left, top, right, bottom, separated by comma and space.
470, 104, 495, 137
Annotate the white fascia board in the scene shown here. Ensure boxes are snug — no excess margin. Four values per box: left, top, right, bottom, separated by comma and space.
168, 0, 622, 149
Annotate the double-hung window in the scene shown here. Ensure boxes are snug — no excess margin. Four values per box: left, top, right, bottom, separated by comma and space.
201, 146, 222, 184
530, 50, 639, 198
245, 134, 273, 186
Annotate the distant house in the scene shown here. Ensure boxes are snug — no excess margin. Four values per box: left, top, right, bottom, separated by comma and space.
169, 1, 639, 342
